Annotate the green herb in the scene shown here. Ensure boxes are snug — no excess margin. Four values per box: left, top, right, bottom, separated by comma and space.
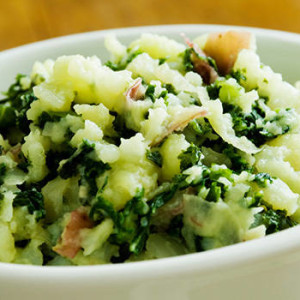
253, 173, 273, 187
223, 101, 293, 147
206, 83, 221, 100
90, 174, 189, 258
162, 83, 177, 95
0, 105, 16, 128
58, 139, 110, 195
112, 113, 136, 144
222, 144, 253, 173
158, 57, 167, 65
13, 188, 45, 221
206, 181, 221, 202
251, 209, 298, 234
1, 74, 37, 134
178, 144, 202, 171
146, 149, 163, 167
229, 70, 247, 84
105, 49, 142, 71
145, 84, 156, 102
0, 163, 6, 185
36, 112, 66, 129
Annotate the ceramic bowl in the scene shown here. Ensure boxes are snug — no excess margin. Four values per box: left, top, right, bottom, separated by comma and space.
1, 24, 300, 300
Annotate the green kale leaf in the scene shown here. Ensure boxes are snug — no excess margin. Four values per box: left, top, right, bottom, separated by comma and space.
13, 188, 45, 221
146, 149, 162, 167
178, 144, 202, 171
251, 209, 298, 235
0, 163, 6, 185
58, 139, 110, 195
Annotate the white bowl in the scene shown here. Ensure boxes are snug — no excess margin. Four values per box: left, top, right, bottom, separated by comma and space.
1, 24, 300, 300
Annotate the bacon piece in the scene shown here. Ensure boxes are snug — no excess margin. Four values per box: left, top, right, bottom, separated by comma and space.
8, 144, 22, 163
53, 207, 93, 259
125, 78, 145, 103
182, 33, 218, 84
203, 31, 253, 75
191, 54, 218, 85
181, 33, 206, 56
151, 106, 208, 147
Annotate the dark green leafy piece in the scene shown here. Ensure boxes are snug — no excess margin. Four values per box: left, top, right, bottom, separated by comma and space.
253, 173, 273, 187
36, 111, 67, 129
206, 181, 221, 202
0, 105, 16, 128
13, 188, 45, 221
228, 70, 247, 84
112, 113, 136, 144
223, 101, 293, 147
146, 149, 162, 167
0, 163, 6, 185
90, 174, 189, 259
58, 139, 111, 195
105, 49, 142, 71
251, 209, 298, 235
178, 144, 202, 171
145, 84, 156, 102
222, 144, 253, 173
1, 74, 37, 134
206, 83, 221, 100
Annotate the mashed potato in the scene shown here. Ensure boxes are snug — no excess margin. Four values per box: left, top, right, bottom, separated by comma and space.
0, 31, 299, 265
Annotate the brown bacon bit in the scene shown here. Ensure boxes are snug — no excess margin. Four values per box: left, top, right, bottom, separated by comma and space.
203, 31, 252, 75
151, 107, 208, 147
125, 78, 144, 103
53, 207, 94, 259
182, 33, 218, 84
191, 54, 218, 85
8, 144, 22, 163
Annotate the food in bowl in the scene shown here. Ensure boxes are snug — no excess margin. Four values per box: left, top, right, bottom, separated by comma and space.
0, 30, 299, 266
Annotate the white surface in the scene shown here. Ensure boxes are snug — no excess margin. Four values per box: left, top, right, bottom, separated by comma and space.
1, 24, 300, 300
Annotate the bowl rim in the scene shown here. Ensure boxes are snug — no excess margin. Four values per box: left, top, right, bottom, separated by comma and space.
1, 23, 300, 281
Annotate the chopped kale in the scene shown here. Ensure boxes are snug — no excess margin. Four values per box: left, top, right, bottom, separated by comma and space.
158, 57, 168, 65
112, 113, 136, 144
90, 188, 149, 259
0, 163, 6, 185
36, 112, 66, 129
178, 144, 202, 171
206, 83, 221, 100
223, 101, 293, 147
205, 181, 221, 202
251, 208, 298, 235
145, 84, 156, 102
105, 49, 142, 71
222, 144, 253, 173
0, 105, 16, 128
167, 215, 183, 238
162, 83, 177, 95
58, 139, 110, 195
1, 74, 37, 134
13, 188, 45, 221
146, 149, 163, 167
15, 239, 31, 248
90, 174, 189, 258
46, 146, 75, 179
229, 70, 247, 84
182, 48, 194, 72
82, 158, 111, 196
253, 173, 274, 187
